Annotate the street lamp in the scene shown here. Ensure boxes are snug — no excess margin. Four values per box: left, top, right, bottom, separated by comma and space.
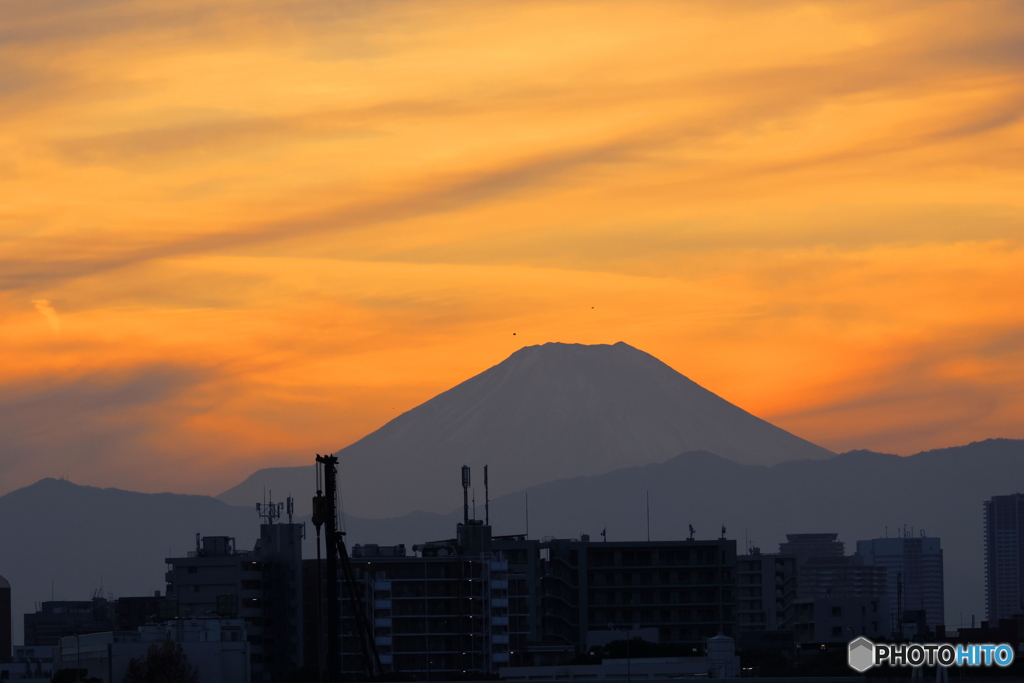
608, 623, 640, 683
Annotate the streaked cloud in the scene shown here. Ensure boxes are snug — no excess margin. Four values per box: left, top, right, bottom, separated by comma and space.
1, 0, 1023, 497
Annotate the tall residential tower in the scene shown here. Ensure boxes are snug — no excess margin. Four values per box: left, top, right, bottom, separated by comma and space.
984, 494, 1024, 623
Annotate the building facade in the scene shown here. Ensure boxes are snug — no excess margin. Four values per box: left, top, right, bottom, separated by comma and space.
53, 618, 249, 683
736, 550, 797, 631
317, 524, 739, 679
164, 522, 304, 683
23, 599, 114, 648
331, 523, 520, 678
855, 535, 945, 634
0, 573, 9, 663
791, 595, 890, 644
984, 493, 1024, 623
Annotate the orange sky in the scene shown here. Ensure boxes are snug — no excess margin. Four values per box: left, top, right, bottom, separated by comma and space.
2, 0, 1023, 498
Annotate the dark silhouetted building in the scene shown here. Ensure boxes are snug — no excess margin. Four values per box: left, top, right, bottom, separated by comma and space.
984, 493, 1024, 623
736, 548, 797, 631
334, 523, 520, 677
165, 522, 304, 683
317, 522, 738, 678
856, 535, 944, 634
779, 533, 844, 558
113, 592, 171, 632
739, 533, 891, 646
23, 598, 114, 647
521, 534, 738, 651
0, 573, 10, 663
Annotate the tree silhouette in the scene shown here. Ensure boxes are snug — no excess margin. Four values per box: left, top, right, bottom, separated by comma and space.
123, 639, 199, 683
51, 668, 102, 683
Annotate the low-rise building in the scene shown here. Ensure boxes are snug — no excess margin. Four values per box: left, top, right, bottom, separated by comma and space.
53, 618, 248, 683
23, 599, 114, 647
0, 645, 53, 680
792, 595, 890, 644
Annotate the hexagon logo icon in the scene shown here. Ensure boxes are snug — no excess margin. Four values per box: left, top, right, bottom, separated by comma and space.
848, 637, 875, 672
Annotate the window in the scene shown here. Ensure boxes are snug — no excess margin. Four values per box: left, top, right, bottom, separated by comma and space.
831, 606, 842, 616
832, 626, 842, 636
193, 585, 200, 593
187, 566, 198, 574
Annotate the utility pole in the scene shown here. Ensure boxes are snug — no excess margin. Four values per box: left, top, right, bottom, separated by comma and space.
316, 454, 341, 681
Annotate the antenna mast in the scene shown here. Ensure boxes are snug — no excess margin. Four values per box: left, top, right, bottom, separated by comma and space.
256, 490, 283, 524
462, 466, 471, 524
646, 491, 650, 542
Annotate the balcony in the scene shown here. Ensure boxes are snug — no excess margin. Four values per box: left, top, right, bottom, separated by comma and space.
491, 598, 509, 608
491, 616, 509, 626
490, 580, 509, 589
374, 600, 392, 610
374, 618, 392, 628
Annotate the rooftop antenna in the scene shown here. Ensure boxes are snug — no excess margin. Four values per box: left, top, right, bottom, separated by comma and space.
601, 527, 607, 542
688, 524, 695, 541
472, 488, 476, 520
462, 466, 471, 525
287, 496, 294, 524
721, 525, 726, 539
484, 465, 490, 526
256, 490, 283, 524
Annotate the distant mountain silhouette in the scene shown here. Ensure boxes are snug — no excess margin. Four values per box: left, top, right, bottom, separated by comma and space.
0, 478, 260, 646
218, 342, 834, 518
2, 439, 1022, 645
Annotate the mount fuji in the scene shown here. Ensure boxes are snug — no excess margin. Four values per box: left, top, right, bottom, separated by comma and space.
219, 342, 833, 518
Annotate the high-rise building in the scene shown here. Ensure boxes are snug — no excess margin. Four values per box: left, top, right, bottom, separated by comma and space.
333, 524, 521, 677
165, 522, 304, 683
0, 573, 10, 663
778, 533, 845, 558
778, 534, 887, 604
984, 493, 1024, 622
319, 522, 739, 677
736, 549, 796, 631
747, 534, 890, 645
855, 535, 944, 633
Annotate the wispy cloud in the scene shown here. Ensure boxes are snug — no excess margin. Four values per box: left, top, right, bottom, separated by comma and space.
30, 299, 60, 331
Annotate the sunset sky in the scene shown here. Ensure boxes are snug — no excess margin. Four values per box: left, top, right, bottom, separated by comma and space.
2, 0, 1023, 499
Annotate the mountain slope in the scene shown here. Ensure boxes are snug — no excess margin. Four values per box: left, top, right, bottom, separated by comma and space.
219, 342, 833, 518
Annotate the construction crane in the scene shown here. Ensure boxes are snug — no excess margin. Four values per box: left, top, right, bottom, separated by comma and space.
313, 454, 383, 681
